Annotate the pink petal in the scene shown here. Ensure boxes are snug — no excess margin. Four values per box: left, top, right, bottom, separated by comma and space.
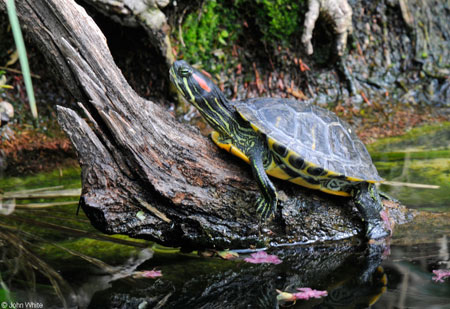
244, 251, 282, 264
141, 270, 162, 279
293, 287, 328, 300
432, 269, 450, 282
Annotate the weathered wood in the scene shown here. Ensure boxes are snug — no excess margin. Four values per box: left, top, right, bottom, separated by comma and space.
0, 0, 410, 249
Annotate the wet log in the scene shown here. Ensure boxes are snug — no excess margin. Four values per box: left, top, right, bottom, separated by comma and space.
0, 0, 412, 249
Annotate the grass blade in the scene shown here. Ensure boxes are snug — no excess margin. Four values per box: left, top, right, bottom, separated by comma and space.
6, 0, 38, 119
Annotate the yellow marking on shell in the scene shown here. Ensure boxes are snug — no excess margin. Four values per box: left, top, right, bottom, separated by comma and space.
266, 166, 292, 180
267, 138, 279, 153
346, 175, 371, 182
237, 111, 249, 121
210, 131, 250, 164
324, 170, 338, 177
311, 126, 316, 151
250, 123, 260, 133
268, 157, 352, 196
319, 187, 351, 196
303, 161, 313, 172
283, 150, 294, 161
290, 177, 321, 190
275, 116, 282, 128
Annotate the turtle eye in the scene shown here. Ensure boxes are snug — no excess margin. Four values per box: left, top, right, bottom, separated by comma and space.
178, 66, 192, 77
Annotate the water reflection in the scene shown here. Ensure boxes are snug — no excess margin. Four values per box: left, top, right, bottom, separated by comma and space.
88, 241, 390, 308
375, 234, 450, 308
370, 123, 450, 212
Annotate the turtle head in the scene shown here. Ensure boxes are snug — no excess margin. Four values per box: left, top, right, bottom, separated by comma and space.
170, 61, 234, 131
169, 60, 218, 103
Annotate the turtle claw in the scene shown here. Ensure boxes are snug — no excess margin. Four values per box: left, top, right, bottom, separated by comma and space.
256, 196, 277, 220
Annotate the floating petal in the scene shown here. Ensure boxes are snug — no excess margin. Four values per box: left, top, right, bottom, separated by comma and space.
244, 251, 282, 264
293, 287, 328, 300
133, 269, 162, 279
432, 269, 450, 282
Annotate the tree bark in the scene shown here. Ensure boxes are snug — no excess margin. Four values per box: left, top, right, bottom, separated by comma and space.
0, 0, 411, 249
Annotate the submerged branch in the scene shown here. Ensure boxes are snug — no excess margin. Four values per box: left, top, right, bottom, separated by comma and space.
382, 181, 440, 189
3, 188, 81, 199
15, 201, 79, 209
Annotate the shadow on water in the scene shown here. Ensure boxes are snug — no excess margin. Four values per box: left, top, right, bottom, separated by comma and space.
0, 123, 449, 308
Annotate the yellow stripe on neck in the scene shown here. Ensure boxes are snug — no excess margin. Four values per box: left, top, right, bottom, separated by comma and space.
210, 131, 250, 164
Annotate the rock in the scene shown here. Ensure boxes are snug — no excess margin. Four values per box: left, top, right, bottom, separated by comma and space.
0, 101, 14, 127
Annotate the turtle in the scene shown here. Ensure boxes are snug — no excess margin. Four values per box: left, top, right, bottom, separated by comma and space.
169, 60, 389, 239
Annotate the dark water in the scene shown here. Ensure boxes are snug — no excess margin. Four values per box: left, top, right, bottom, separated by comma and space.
0, 124, 449, 308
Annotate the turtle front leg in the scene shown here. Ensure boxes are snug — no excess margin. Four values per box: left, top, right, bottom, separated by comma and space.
211, 131, 277, 219
249, 151, 278, 220
353, 183, 390, 240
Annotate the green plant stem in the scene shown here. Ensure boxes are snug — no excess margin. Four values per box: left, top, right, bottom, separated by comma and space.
6, 0, 38, 120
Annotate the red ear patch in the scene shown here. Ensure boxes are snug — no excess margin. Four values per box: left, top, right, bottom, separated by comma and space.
192, 73, 211, 92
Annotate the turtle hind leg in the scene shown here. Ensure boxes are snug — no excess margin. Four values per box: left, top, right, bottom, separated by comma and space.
353, 183, 390, 240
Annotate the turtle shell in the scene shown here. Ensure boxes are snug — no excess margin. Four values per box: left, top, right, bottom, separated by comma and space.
234, 98, 382, 182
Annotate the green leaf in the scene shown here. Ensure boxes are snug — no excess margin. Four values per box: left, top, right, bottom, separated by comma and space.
136, 211, 146, 221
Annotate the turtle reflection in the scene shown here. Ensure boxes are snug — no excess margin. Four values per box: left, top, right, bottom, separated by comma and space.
89, 241, 389, 308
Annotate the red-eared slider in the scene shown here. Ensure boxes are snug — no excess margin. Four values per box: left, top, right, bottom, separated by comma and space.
170, 60, 389, 239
